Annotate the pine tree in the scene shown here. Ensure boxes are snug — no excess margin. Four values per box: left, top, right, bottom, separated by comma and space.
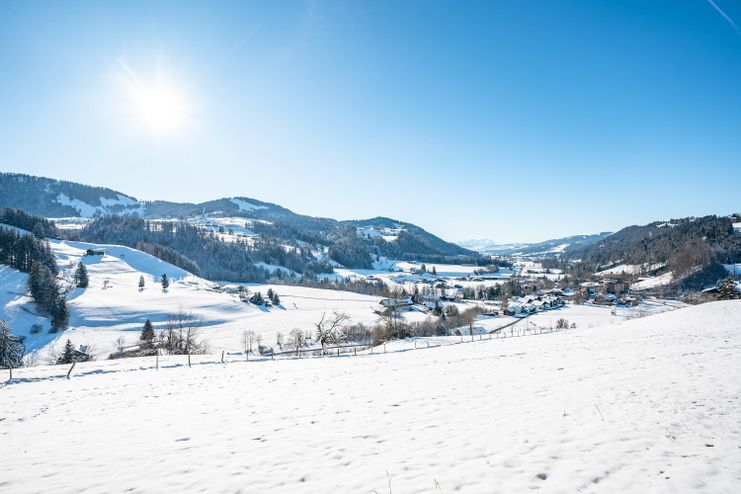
161, 273, 170, 292
58, 339, 75, 364
75, 263, 89, 288
52, 299, 70, 330
272, 293, 280, 305
138, 275, 145, 290
32, 222, 45, 239
0, 320, 24, 369
140, 319, 155, 348
267, 288, 274, 300
718, 277, 740, 300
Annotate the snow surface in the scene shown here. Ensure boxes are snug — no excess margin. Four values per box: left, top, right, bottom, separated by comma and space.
54, 193, 142, 217
1, 301, 740, 493
230, 198, 267, 212
1, 238, 386, 361
632, 272, 674, 291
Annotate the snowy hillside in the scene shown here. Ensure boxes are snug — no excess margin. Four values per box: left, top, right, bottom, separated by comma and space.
1, 237, 387, 361
2, 301, 740, 493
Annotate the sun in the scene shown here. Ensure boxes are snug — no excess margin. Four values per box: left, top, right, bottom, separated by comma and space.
114, 59, 193, 137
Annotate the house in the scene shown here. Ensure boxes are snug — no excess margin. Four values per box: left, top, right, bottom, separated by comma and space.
379, 297, 414, 309
603, 278, 629, 297
85, 249, 105, 256
579, 281, 601, 297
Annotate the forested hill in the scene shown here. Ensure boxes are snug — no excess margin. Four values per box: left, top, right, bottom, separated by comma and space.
0, 172, 479, 268
563, 215, 741, 290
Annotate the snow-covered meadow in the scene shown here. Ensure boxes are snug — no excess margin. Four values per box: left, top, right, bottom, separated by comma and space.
1, 233, 690, 363
1, 300, 740, 493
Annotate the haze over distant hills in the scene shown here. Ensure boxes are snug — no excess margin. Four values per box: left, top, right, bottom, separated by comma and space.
458, 233, 612, 256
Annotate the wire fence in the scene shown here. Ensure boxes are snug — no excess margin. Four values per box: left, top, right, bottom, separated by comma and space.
4, 320, 567, 385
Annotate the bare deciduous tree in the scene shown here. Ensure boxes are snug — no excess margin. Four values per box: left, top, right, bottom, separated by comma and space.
158, 309, 206, 355
315, 311, 351, 355
287, 328, 306, 355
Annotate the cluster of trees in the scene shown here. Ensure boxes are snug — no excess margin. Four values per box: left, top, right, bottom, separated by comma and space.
28, 263, 69, 330
0, 208, 58, 238
77, 216, 329, 282
0, 224, 69, 331
0, 225, 56, 273
109, 312, 208, 360
284, 276, 394, 298
244, 289, 280, 306
266, 288, 280, 305
372, 305, 485, 345
57, 339, 93, 364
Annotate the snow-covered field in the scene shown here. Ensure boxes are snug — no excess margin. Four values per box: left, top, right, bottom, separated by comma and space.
1, 300, 740, 493
2, 235, 690, 363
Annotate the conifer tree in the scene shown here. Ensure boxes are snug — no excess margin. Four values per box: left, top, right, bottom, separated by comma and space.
140, 319, 155, 348
52, 299, 70, 330
138, 275, 145, 290
58, 339, 75, 364
0, 320, 24, 370
161, 273, 170, 292
718, 277, 739, 300
75, 263, 89, 288
32, 222, 45, 239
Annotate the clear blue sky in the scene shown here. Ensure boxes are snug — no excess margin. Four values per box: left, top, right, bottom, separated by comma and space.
1, 0, 740, 243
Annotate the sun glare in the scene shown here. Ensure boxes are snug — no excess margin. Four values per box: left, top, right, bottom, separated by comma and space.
114, 59, 193, 137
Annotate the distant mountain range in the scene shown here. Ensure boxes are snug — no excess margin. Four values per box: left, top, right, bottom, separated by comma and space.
458, 233, 612, 256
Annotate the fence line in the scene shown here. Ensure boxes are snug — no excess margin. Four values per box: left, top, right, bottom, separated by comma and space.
6, 323, 566, 384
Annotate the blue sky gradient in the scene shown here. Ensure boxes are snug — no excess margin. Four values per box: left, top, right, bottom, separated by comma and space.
1, 0, 740, 242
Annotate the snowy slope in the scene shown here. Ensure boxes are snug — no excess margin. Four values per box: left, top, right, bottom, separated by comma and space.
1, 238, 386, 361
1, 300, 739, 493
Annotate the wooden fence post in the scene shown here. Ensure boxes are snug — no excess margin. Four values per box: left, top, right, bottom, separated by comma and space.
156, 354, 159, 371
188, 354, 191, 368
221, 350, 225, 363
67, 362, 75, 380
8, 366, 12, 381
